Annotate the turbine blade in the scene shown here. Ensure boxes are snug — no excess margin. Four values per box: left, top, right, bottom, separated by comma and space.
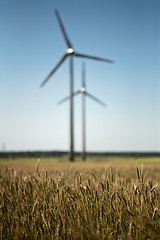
40, 54, 68, 88
58, 90, 81, 105
55, 9, 73, 49
57, 96, 70, 105
82, 62, 86, 88
85, 92, 106, 107
74, 52, 114, 63
73, 90, 81, 97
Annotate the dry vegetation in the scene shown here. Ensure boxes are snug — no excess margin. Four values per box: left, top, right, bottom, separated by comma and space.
0, 159, 160, 239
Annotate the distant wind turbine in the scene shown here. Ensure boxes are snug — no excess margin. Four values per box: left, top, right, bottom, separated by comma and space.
40, 9, 114, 162
58, 63, 106, 161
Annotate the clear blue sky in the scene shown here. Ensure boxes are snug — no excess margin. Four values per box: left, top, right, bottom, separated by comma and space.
0, 0, 159, 152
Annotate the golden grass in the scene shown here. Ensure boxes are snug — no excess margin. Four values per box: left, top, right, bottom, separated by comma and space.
0, 157, 160, 239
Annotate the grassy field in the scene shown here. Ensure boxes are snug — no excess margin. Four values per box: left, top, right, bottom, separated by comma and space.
1, 156, 160, 169
0, 157, 160, 239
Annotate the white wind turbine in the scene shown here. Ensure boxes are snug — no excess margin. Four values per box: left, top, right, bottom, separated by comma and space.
40, 9, 114, 161
58, 63, 106, 160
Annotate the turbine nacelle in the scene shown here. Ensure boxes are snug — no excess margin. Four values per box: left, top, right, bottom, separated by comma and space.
80, 87, 86, 93
67, 48, 74, 55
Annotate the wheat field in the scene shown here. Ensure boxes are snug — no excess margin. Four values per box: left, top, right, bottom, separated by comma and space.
0, 157, 160, 239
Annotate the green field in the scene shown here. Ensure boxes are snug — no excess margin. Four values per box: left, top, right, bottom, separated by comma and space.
1, 156, 160, 169
0, 157, 160, 239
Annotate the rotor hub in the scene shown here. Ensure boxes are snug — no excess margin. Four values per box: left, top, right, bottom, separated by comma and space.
67, 48, 74, 54
80, 87, 85, 93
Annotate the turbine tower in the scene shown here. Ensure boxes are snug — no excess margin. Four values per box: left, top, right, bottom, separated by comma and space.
58, 63, 106, 161
40, 9, 114, 162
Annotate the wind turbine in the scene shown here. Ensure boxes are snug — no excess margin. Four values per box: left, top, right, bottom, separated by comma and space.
58, 63, 106, 161
40, 9, 114, 162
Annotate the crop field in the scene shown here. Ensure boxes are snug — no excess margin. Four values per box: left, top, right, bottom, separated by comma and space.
0, 157, 160, 239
